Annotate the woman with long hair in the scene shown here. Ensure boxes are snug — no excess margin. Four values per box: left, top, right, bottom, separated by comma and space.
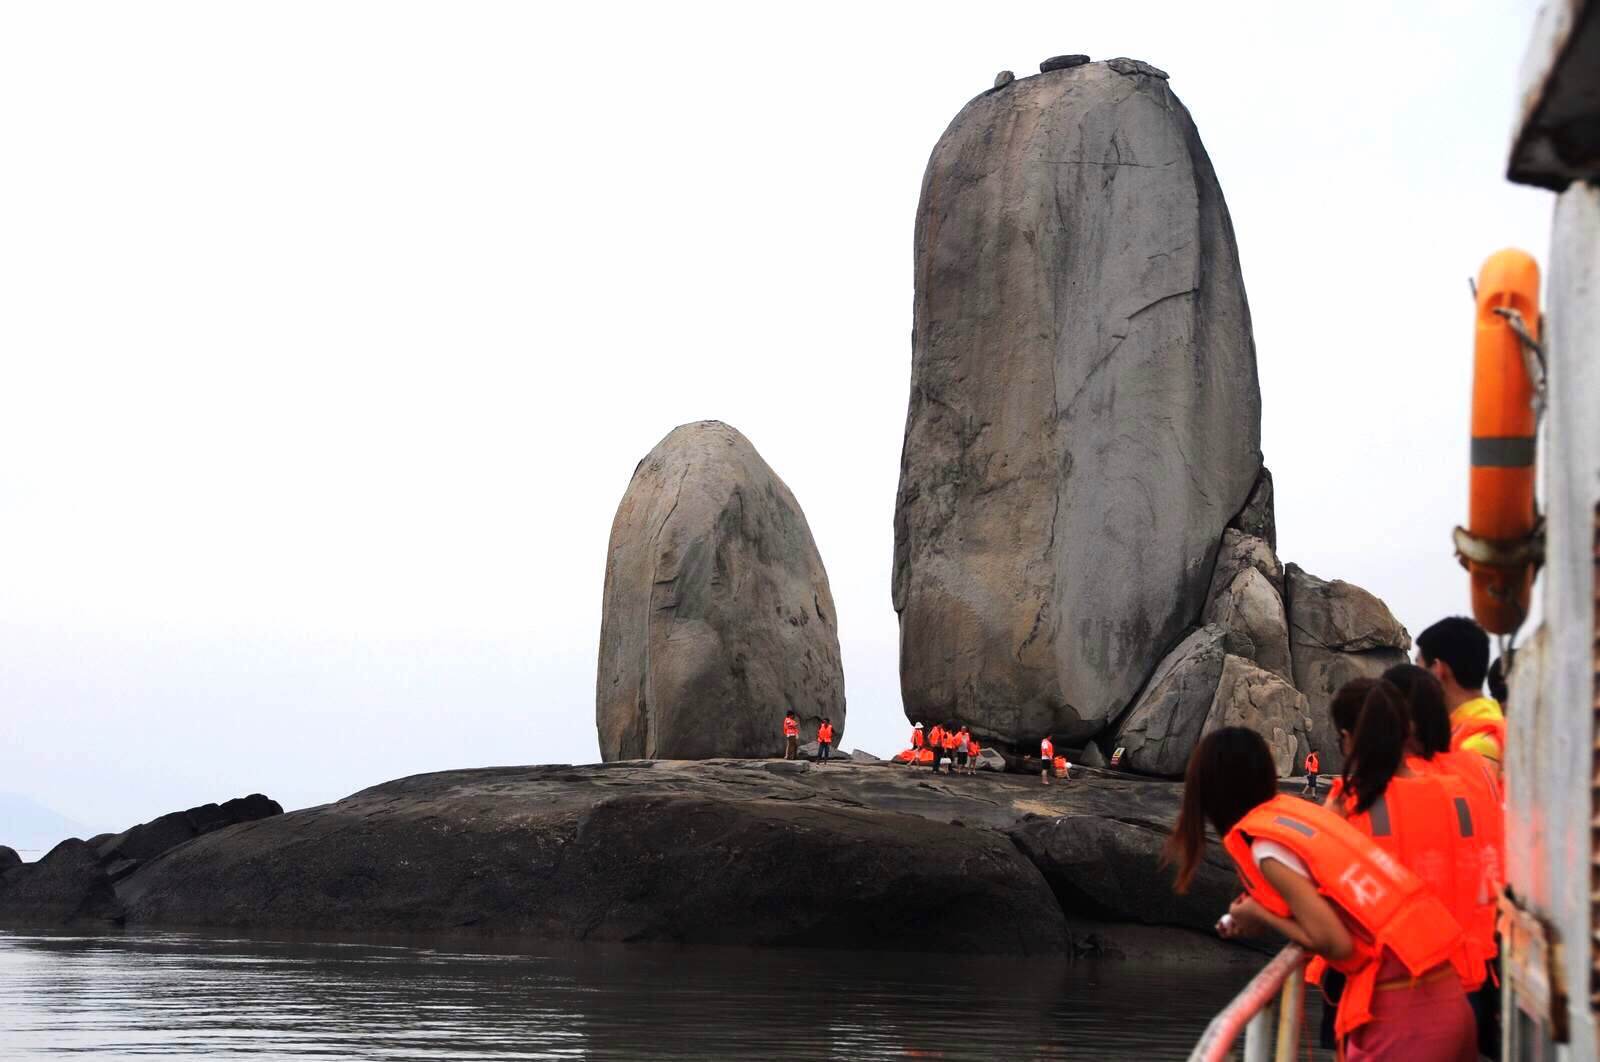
1384, 662, 1504, 1058
1166, 726, 1475, 1060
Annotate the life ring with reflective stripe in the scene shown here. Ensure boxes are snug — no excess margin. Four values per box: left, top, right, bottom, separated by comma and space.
1464, 249, 1540, 634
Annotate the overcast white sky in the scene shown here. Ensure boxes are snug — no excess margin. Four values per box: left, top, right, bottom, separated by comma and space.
1, 1, 1555, 835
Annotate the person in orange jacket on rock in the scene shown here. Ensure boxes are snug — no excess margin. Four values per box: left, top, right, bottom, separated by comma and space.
782, 709, 800, 760
911, 722, 924, 750
1040, 735, 1055, 786
816, 717, 835, 764
964, 731, 981, 775
926, 724, 945, 772
941, 724, 959, 774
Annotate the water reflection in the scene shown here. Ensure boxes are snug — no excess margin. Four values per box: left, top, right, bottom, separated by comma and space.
0, 929, 1251, 1059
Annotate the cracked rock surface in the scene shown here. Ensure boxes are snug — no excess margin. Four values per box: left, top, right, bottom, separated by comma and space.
597, 421, 844, 760
112, 759, 1242, 958
1285, 563, 1411, 772
893, 60, 1262, 746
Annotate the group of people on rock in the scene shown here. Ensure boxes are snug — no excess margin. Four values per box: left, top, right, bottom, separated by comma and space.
910, 721, 982, 774
1166, 615, 1508, 1061
780, 709, 836, 762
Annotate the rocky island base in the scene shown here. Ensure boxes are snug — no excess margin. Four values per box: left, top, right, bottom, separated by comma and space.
3, 759, 1259, 966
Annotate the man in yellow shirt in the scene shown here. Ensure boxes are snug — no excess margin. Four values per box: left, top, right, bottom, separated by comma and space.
1416, 616, 1506, 775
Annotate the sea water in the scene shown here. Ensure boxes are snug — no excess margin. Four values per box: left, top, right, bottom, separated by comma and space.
0, 929, 1255, 1059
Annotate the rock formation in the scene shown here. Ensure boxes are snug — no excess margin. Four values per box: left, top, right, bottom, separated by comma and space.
1200, 656, 1309, 778
0, 794, 282, 927
1112, 626, 1310, 779
1110, 627, 1228, 777
101, 759, 1254, 958
893, 59, 1262, 746
1285, 564, 1411, 772
597, 421, 845, 760
1203, 534, 1291, 681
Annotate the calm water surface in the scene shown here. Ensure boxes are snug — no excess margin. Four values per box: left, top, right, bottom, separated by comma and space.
0, 929, 1254, 1059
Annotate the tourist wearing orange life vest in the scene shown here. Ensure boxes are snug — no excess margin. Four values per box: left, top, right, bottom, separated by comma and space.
1302, 749, 1321, 799
965, 733, 981, 775
1321, 682, 1488, 1004
911, 722, 924, 750
816, 717, 834, 764
1040, 735, 1054, 786
940, 724, 959, 773
927, 724, 945, 773
1383, 663, 1504, 1060
782, 708, 800, 761
1166, 727, 1476, 1060
1416, 617, 1505, 778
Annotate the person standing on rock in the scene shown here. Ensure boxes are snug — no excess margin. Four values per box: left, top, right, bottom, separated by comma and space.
1040, 735, 1055, 786
966, 733, 981, 775
927, 723, 945, 772
941, 724, 959, 774
782, 709, 800, 760
955, 726, 970, 774
911, 722, 925, 756
816, 717, 834, 763
1303, 749, 1320, 799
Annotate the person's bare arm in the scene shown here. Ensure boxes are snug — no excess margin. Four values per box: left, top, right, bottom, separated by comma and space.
1261, 858, 1353, 961
1218, 862, 1354, 963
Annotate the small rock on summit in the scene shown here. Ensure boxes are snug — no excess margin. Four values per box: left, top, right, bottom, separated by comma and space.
1039, 54, 1090, 72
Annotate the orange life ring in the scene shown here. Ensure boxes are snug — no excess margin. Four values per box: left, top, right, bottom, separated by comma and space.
1465, 249, 1540, 634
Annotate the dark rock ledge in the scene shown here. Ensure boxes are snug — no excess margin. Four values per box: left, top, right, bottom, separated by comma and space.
2, 763, 1252, 964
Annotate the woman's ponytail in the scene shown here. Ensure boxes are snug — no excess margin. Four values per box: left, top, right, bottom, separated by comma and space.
1339, 680, 1408, 813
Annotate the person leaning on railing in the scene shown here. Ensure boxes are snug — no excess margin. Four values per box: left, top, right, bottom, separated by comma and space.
1164, 728, 1477, 1061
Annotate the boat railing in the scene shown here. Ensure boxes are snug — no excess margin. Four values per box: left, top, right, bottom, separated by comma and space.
1186, 944, 1308, 1062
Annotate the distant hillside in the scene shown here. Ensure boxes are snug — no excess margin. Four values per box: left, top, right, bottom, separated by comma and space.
0, 792, 92, 859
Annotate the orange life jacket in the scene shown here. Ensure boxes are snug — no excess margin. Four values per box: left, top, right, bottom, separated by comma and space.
912, 729, 924, 748
1334, 765, 1487, 988
1051, 756, 1068, 775
1041, 739, 1054, 760
942, 731, 958, 750
894, 748, 916, 763
1305, 753, 1320, 774
916, 748, 934, 764
1451, 715, 1507, 761
783, 716, 799, 737
928, 726, 944, 746
968, 740, 981, 756
1426, 751, 1504, 960
1224, 794, 1467, 1040
818, 724, 834, 744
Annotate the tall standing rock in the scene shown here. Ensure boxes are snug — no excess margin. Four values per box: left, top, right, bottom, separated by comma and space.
597, 422, 845, 760
894, 60, 1262, 744
1285, 564, 1410, 772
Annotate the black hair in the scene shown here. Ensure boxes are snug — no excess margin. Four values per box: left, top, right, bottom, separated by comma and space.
1328, 677, 1382, 738
1340, 681, 1408, 813
1487, 657, 1509, 703
1164, 728, 1279, 893
1383, 663, 1450, 757
1416, 616, 1490, 690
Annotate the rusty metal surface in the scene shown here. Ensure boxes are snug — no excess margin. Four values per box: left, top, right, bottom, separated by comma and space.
1504, 181, 1600, 1060
1509, 0, 1600, 188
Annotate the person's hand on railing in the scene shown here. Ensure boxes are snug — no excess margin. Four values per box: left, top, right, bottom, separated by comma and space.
1216, 895, 1270, 939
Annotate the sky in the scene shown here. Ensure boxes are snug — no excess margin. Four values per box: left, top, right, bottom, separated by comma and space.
0, 1, 1556, 836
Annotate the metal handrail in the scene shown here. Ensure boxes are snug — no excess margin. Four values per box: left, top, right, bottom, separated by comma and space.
1187, 944, 1309, 1062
